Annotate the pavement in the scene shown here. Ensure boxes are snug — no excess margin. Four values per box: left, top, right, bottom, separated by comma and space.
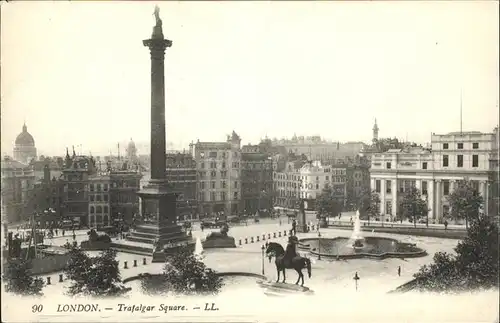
36, 220, 460, 297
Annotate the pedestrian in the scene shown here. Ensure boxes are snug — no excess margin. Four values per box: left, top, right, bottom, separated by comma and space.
62, 229, 65, 237
200, 222, 204, 232
444, 219, 448, 230
55, 228, 58, 236
291, 219, 297, 236
72, 232, 76, 240
398, 266, 401, 277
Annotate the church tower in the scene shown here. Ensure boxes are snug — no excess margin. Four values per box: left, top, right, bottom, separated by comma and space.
372, 118, 379, 144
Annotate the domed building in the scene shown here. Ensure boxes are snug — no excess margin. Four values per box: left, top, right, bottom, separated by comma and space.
126, 138, 138, 163
13, 123, 37, 164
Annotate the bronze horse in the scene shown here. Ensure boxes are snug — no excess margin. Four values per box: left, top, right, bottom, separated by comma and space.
265, 242, 312, 286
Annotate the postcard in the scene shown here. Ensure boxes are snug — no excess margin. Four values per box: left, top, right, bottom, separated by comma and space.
1, 1, 498, 322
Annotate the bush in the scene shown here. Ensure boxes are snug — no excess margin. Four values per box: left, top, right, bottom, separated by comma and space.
140, 246, 223, 296
64, 247, 128, 297
3, 259, 44, 296
413, 215, 499, 293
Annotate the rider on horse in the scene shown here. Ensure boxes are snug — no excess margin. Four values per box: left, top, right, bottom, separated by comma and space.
283, 236, 299, 267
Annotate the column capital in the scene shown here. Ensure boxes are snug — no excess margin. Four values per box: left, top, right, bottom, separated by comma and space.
435, 179, 442, 183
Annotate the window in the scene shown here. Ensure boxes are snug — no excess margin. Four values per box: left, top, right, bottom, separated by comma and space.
221, 192, 226, 200
457, 143, 463, 149
457, 155, 463, 167
234, 181, 238, 188
386, 162, 391, 169
375, 180, 381, 193
89, 184, 94, 192
422, 162, 427, 170
210, 171, 216, 177
200, 182, 205, 189
103, 195, 108, 202
97, 184, 102, 191
211, 181, 215, 189
200, 162, 205, 169
210, 161, 217, 169
103, 206, 108, 214
422, 181, 428, 195
210, 192, 216, 201
473, 142, 479, 149
443, 181, 450, 196
90, 206, 95, 213
443, 143, 449, 149
233, 192, 239, 199
209, 151, 217, 158
96, 206, 102, 213
222, 162, 226, 168
316, 184, 319, 189
96, 195, 102, 202
221, 181, 226, 189
198, 192, 204, 201
90, 195, 95, 202
325, 176, 329, 181
443, 155, 449, 167
386, 180, 392, 193
103, 184, 108, 191
472, 155, 479, 167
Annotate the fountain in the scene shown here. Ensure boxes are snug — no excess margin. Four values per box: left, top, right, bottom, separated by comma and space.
194, 237, 204, 260
350, 210, 365, 249
297, 210, 427, 259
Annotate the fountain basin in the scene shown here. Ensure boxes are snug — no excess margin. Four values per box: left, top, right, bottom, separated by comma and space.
298, 237, 427, 260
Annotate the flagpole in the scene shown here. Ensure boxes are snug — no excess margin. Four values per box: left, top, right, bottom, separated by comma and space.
460, 88, 463, 135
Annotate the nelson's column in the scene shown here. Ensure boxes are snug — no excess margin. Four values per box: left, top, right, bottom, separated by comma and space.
119, 7, 195, 262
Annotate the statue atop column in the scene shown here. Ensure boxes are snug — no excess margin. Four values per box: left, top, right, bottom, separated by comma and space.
152, 5, 164, 39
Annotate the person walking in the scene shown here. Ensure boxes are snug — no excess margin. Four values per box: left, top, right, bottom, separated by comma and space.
398, 266, 401, 277
291, 219, 297, 236
444, 219, 448, 230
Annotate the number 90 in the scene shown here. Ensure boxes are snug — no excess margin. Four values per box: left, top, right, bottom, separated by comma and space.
32, 304, 43, 313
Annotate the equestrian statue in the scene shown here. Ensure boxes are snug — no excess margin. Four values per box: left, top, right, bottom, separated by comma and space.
265, 236, 312, 286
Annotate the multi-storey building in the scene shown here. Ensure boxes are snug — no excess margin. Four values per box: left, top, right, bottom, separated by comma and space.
299, 161, 347, 210
32, 164, 64, 221
274, 160, 307, 209
370, 129, 498, 222
346, 162, 371, 210
1, 157, 36, 223
165, 152, 197, 220
190, 131, 242, 216
61, 149, 97, 225
241, 145, 273, 215
88, 173, 111, 227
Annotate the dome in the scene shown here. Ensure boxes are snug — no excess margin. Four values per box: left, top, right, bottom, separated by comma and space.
15, 123, 35, 146
127, 138, 136, 150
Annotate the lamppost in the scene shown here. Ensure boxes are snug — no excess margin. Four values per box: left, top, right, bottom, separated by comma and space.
317, 229, 322, 260
261, 245, 265, 275
424, 194, 429, 227
353, 272, 360, 291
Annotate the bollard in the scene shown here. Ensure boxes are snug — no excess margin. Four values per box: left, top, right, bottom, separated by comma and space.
273, 232, 276, 238
46, 277, 51, 285
134, 259, 137, 267
279, 231, 282, 237
262, 234, 266, 241
251, 237, 254, 243
239, 239, 242, 245
257, 236, 260, 242
245, 238, 248, 244
143, 258, 147, 265
268, 233, 271, 239
284, 230, 287, 236
124, 261, 128, 269
59, 274, 63, 282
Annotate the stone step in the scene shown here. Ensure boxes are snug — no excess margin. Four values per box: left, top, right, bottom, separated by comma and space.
126, 235, 156, 244
110, 242, 153, 255
110, 247, 152, 256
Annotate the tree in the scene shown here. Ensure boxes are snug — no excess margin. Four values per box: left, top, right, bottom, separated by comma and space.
64, 247, 128, 297
316, 185, 341, 222
447, 180, 483, 229
3, 259, 44, 296
141, 246, 223, 296
357, 189, 380, 224
400, 187, 429, 227
412, 214, 498, 292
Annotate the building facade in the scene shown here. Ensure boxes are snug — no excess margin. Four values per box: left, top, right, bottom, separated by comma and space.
165, 152, 197, 220
241, 145, 273, 215
13, 123, 37, 164
274, 160, 307, 209
370, 129, 498, 222
191, 131, 242, 217
88, 174, 111, 227
346, 163, 371, 210
1, 157, 36, 223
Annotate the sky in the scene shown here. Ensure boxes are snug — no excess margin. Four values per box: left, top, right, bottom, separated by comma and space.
1, 1, 499, 157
